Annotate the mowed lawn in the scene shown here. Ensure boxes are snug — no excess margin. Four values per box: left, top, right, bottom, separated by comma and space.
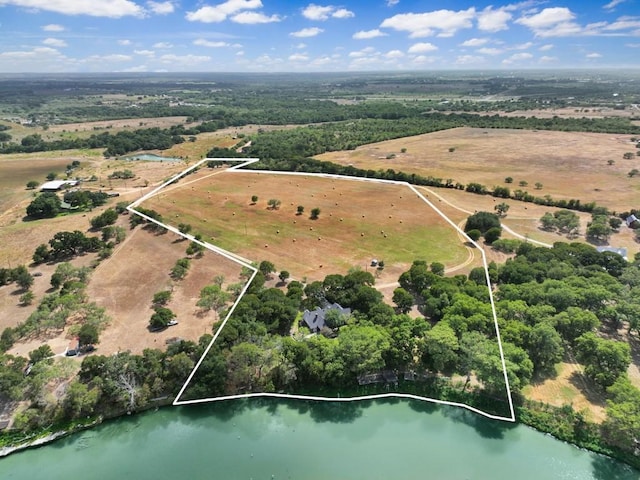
317, 127, 640, 212
144, 171, 468, 281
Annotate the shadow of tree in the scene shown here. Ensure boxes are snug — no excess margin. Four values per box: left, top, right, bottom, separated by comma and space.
567, 371, 606, 407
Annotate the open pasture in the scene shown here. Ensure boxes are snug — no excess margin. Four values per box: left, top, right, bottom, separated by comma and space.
318, 127, 640, 212
144, 171, 470, 283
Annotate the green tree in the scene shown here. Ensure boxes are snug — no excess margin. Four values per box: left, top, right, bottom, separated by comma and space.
534, 182, 543, 190
575, 332, 631, 389
26, 192, 61, 218
19, 291, 35, 306
296, 205, 304, 215
464, 211, 500, 234
602, 376, 640, 454
483, 226, 502, 244
251, 195, 258, 204
392, 287, 414, 313
466, 229, 481, 242
152, 290, 172, 306
14, 266, 33, 291
278, 270, 290, 283
32, 244, 50, 264
149, 306, 176, 330
527, 322, 564, 375
258, 260, 276, 278
267, 198, 281, 210
178, 223, 193, 235
171, 258, 190, 280
423, 321, 459, 373
504, 176, 513, 184
28, 344, 54, 364
494, 202, 510, 216
90, 208, 118, 229
540, 212, 556, 231
196, 285, 231, 318
310, 207, 321, 220
78, 323, 99, 346
26, 180, 39, 190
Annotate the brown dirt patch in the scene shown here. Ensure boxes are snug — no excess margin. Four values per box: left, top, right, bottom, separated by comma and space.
143, 170, 469, 283
86, 227, 242, 356
318, 127, 640, 211
523, 361, 607, 423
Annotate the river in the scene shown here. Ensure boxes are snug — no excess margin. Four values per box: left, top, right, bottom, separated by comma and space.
0, 399, 638, 479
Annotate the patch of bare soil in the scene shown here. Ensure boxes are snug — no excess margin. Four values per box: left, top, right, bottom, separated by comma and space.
524, 361, 607, 423
86, 227, 242, 356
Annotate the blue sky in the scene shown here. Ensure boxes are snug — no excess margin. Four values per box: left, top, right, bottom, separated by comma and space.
0, 0, 639, 72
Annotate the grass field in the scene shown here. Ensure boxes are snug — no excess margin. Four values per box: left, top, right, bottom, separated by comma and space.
143, 170, 470, 282
318, 127, 640, 212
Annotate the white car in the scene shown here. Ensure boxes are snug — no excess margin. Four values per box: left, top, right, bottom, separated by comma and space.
168, 320, 178, 326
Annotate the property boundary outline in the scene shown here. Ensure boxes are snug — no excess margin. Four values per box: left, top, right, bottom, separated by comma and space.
127, 157, 516, 423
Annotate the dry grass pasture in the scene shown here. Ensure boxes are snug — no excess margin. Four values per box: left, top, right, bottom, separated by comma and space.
143, 170, 472, 283
86, 227, 243, 356
318, 127, 640, 212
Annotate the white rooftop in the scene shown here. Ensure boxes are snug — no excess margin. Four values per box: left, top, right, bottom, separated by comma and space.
40, 180, 78, 190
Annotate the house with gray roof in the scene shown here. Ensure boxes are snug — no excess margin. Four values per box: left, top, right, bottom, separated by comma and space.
302, 303, 351, 333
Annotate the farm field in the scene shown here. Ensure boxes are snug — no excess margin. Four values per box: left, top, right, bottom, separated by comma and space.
143, 170, 474, 283
86, 227, 243, 356
317, 127, 640, 212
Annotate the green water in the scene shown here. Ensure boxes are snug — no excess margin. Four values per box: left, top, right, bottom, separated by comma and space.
1, 399, 638, 480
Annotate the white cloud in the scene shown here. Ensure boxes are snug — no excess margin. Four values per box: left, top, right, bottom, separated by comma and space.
455, 55, 484, 65
290, 27, 324, 38
42, 37, 67, 47
603, 0, 626, 10
515, 8, 581, 37
514, 41, 533, 50
302, 3, 354, 20
332, 8, 354, 19
384, 49, 404, 59
85, 54, 133, 62
159, 54, 211, 66
603, 18, 640, 31
503, 52, 533, 63
289, 53, 309, 61
302, 4, 333, 20
586, 52, 602, 58
194, 39, 233, 47
0, 0, 144, 18
460, 38, 488, 47
539, 44, 554, 51
118, 39, 132, 46
353, 29, 387, 39
147, 1, 174, 15
478, 7, 512, 32
477, 47, 502, 55
349, 46, 376, 58
232, 11, 281, 23
626, 43, 640, 47
153, 42, 173, 49
407, 42, 438, 54
516, 7, 575, 29
186, 0, 263, 23
386, 0, 399, 6
380, 8, 476, 38
539, 55, 557, 63
412, 55, 437, 64
134, 49, 155, 56
122, 65, 149, 72
0, 46, 71, 72
42, 24, 64, 31
294, 43, 307, 49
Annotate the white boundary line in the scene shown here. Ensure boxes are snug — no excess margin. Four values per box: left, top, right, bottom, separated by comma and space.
127, 157, 516, 423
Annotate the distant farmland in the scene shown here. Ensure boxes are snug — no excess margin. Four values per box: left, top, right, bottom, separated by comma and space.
318, 127, 640, 212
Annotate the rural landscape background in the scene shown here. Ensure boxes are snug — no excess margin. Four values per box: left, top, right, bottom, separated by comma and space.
0, 70, 639, 473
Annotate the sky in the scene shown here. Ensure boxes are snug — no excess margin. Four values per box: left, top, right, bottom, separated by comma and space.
0, 0, 639, 73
